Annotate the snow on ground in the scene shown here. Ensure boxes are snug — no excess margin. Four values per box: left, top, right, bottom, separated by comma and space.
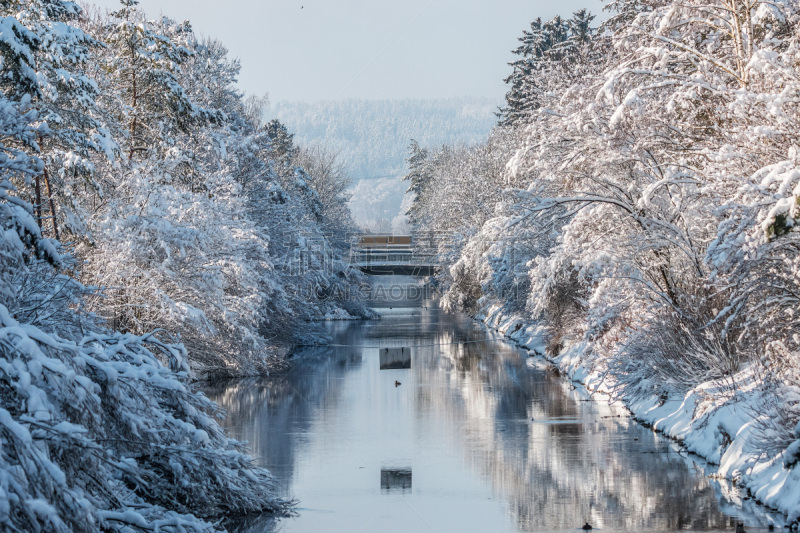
476, 302, 800, 525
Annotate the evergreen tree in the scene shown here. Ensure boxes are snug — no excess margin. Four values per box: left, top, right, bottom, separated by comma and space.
498, 18, 544, 126
0, 0, 110, 239
568, 9, 594, 45
403, 139, 432, 226
266, 118, 296, 162
498, 11, 598, 126
102, 0, 217, 161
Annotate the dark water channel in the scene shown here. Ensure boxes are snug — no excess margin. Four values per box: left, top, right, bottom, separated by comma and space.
203, 277, 781, 533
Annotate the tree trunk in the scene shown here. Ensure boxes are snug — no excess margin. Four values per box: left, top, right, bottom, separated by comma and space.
43, 167, 59, 240
34, 174, 43, 230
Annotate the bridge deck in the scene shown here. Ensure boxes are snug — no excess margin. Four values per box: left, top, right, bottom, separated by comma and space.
355, 264, 438, 276
351, 243, 438, 276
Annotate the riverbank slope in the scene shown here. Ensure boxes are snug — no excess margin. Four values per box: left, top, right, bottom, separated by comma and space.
473, 302, 800, 525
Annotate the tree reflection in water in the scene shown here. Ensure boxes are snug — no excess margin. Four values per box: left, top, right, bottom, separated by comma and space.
204, 278, 779, 533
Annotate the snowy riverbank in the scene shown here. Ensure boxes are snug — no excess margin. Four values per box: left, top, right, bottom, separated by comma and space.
397, 0, 800, 525
192, 309, 380, 382
476, 302, 800, 526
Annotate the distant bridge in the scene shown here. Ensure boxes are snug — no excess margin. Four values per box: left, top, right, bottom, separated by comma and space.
351, 235, 439, 276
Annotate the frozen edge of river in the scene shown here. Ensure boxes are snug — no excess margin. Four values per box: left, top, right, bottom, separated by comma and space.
473, 302, 800, 527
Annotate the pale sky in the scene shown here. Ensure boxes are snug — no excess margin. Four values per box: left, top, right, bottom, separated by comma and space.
87, 0, 605, 102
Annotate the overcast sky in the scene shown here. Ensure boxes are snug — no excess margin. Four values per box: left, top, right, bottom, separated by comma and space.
87, 0, 604, 103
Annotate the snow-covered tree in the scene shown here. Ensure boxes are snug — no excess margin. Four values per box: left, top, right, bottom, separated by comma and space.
100, 0, 217, 161
294, 145, 355, 243
403, 139, 432, 227
0, 0, 114, 240
409, 2, 800, 517
0, 4, 298, 530
498, 10, 603, 126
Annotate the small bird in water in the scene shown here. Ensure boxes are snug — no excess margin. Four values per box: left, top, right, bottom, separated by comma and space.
394, 380, 401, 387
582, 522, 592, 531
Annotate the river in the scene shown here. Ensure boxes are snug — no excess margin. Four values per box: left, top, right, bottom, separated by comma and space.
203, 276, 782, 533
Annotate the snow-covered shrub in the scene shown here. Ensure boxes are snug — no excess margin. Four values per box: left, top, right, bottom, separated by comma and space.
78, 160, 283, 377
444, 257, 484, 314
749, 341, 800, 461
611, 313, 742, 400
537, 265, 586, 357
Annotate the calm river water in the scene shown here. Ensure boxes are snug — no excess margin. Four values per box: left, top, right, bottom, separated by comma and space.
203, 277, 782, 533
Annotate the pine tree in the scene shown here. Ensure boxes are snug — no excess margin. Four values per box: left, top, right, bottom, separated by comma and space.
568, 9, 594, 45
498, 18, 545, 126
265, 118, 297, 162
498, 11, 599, 126
102, 0, 217, 161
403, 139, 432, 227
0, 0, 110, 239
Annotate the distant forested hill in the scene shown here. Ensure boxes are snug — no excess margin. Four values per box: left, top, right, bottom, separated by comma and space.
268, 98, 499, 181
268, 98, 499, 230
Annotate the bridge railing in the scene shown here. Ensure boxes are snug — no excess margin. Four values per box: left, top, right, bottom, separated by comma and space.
349, 247, 437, 266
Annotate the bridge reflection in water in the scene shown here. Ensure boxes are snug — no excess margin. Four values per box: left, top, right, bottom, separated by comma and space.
204, 277, 782, 533
351, 234, 439, 276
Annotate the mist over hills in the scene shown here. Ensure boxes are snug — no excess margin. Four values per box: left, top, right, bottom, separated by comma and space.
268, 98, 499, 230
269, 97, 499, 180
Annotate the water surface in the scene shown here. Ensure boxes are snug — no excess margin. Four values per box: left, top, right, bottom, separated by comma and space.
204, 277, 781, 533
